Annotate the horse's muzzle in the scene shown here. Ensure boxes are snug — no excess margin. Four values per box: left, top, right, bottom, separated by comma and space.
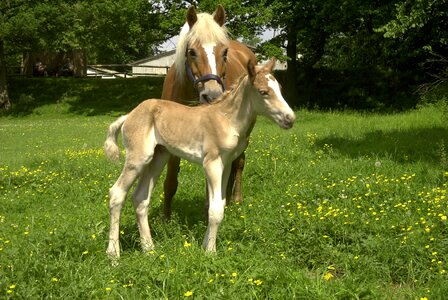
200, 89, 223, 104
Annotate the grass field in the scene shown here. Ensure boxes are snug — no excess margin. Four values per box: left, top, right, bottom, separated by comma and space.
0, 78, 447, 299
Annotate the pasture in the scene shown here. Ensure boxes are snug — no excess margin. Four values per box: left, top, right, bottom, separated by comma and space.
1, 77, 447, 299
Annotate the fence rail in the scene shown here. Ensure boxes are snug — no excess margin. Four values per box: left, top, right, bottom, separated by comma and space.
6, 64, 170, 78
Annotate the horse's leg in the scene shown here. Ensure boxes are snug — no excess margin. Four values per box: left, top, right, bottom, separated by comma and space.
233, 152, 246, 203
202, 158, 225, 252
221, 164, 232, 204
107, 161, 143, 259
226, 152, 245, 203
226, 162, 236, 203
132, 146, 170, 253
163, 155, 181, 219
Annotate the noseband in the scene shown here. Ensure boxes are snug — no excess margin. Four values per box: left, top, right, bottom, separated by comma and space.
185, 60, 226, 93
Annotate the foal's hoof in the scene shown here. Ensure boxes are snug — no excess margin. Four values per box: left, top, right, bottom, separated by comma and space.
107, 254, 120, 267
202, 243, 217, 253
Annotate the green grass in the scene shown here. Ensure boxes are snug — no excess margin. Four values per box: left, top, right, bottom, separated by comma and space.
1, 78, 447, 299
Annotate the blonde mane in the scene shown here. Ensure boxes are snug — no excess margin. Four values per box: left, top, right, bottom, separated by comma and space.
209, 73, 249, 106
174, 12, 229, 80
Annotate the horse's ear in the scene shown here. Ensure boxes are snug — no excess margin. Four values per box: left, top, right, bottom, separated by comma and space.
213, 5, 226, 27
187, 6, 198, 28
265, 57, 276, 73
247, 60, 256, 82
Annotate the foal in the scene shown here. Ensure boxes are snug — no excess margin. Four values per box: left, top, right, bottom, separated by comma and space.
104, 58, 295, 258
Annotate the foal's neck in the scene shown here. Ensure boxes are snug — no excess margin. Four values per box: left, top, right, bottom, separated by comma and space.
217, 75, 257, 134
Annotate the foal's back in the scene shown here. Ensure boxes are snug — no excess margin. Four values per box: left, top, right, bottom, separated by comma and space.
126, 99, 229, 141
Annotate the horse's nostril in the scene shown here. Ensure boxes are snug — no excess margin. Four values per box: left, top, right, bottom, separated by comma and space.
201, 94, 211, 104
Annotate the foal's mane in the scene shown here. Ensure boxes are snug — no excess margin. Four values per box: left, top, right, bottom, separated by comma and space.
174, 12, 229, 80
209, 73, 249, 106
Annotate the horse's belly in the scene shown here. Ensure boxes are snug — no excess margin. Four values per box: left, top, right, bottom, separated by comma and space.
228, 138, 248, 160
163, 142, 203, 164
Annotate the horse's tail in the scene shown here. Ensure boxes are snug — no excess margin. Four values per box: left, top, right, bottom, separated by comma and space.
104, 115, 128, 163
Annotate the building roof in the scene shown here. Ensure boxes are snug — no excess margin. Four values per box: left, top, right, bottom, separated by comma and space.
131, 50, 176, 66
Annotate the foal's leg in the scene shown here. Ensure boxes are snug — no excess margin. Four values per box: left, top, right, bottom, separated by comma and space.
202, 158, 226, 252
163, 155, 181, 219
132, 146, 170, 253
204, 164, 231, 218
107, 162, 143, 259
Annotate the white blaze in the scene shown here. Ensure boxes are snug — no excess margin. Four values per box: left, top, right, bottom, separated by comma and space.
267, 75, 289, 106
203, 43, 217, 75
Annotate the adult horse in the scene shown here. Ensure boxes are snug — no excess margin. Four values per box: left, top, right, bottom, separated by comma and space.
161, 5, 257, 218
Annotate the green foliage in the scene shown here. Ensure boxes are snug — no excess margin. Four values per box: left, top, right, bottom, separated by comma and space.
1, 79, 448, 298
1, 0, 181, 64
378, 0, 448, 47
213, 0, 446, 110
2, 1, 448, 110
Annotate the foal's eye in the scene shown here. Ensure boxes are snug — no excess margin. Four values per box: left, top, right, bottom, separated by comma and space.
259, 90, 269, 96
188, 49, 197, 58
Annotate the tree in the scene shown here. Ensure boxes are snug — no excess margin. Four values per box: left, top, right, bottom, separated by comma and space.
0, 0, 84, 110
0, 0, 38, 110
0, 40, 9, 110
0, 0, 180, 110
377, 0, 448, 96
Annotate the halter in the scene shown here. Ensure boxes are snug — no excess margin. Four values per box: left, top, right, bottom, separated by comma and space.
185, 60, 226, 93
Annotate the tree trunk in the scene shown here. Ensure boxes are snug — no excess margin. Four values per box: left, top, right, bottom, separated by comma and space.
285, 27, 300, 107
0, 40, 11, 110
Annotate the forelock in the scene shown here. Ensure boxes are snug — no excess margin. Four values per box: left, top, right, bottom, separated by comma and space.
174, 12, 229, 79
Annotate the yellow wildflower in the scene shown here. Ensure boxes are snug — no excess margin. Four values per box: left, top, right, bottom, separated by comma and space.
323, 272, 334, 281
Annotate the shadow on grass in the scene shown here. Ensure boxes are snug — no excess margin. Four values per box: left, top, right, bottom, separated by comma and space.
316, 127, 448, 165
6, 76, 165, 116
118, 195, 208, 253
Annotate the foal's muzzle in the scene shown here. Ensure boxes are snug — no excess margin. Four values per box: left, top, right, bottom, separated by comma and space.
280, 113, 296, 129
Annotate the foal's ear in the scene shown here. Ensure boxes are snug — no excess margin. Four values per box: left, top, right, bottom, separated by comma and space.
265, 57, 276, 73
187, 6, 198, 28
213, 5, 226, 27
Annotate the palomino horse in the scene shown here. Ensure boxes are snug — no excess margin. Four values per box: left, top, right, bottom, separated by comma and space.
105, 58, 295, 257
161, 5, 257, 218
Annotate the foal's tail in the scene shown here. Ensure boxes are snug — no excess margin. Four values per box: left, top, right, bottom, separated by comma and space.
104, 115, 128, 163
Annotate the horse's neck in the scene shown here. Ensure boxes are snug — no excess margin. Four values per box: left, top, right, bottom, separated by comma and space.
172, 75, 197, 104
218, 77, 257, 135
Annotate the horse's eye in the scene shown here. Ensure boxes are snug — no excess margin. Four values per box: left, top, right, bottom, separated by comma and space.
188, 49, 197, 58
222, 48, 228, 62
